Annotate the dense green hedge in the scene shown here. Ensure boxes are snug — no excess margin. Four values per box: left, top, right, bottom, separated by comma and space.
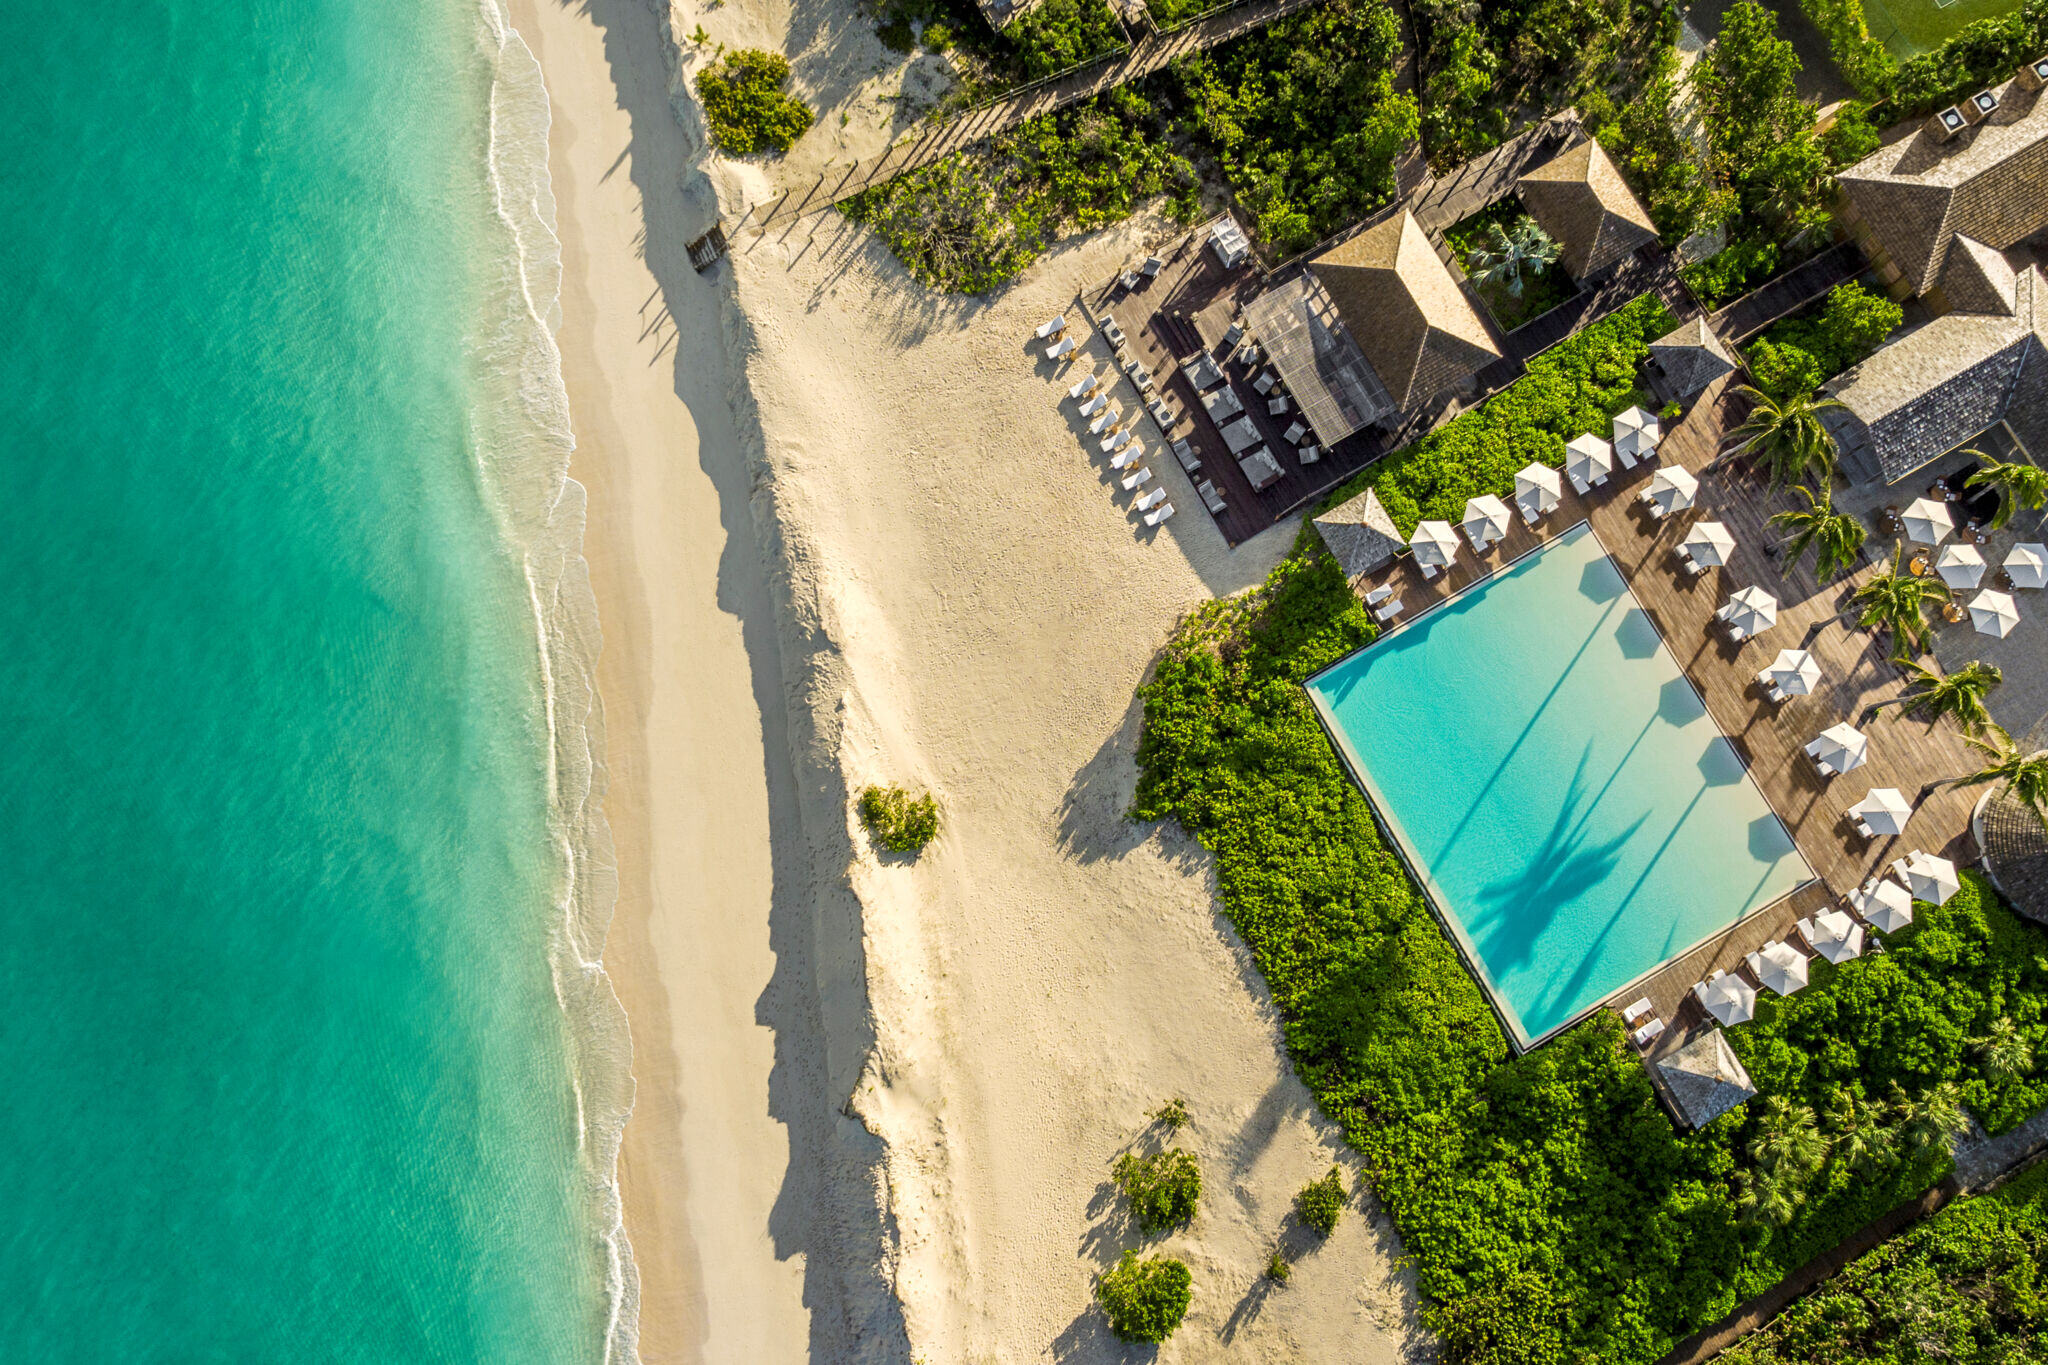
1797, 0, 2048, 118
1002, 0, 1127, 80
1745, 281, 1902, 399
1131, 295, 2048, 1361
1721, 1158, 2048, 1363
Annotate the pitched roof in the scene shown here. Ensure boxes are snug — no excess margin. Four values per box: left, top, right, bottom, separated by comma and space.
1240, 272, 1394, 443
1514, 138, 1659, 279
1311, 210, 1502, 410
1648, 317, 1738, 398
1824, 262, 2048, 482
1840, 76, 2048, 296
1313, 487, 1404, 579
1655, 1029, 1756, 1130
1941, 234, 2019, 316
1982, 785, 2048, 929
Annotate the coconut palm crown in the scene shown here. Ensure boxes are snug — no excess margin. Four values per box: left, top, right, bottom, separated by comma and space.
1468, 219, 1561, 299
1851, 546, 1950, 661
1724, 385, 1844, 488
1769, 484, 1866, 582
1874, 660, 2002, 733
1953, 725, 2048, 827
1963, 452, 2048, 530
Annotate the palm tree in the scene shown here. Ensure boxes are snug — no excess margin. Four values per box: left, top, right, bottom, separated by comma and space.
1972, 1017, 2033, 1084
1891, 1080, 1971, 1159
1948, 725, 2048, 827
1851, 546, 1951, 661
1769, 484, 1866, 581
1963, 451, 2048, 530
1749, 1095, 1828, 1178
1468, 219, 1561, 299
1871, 660, 2002, 732
1736, 1164, 1800, 1226
1720, 385, 1844, 488
1822, 1091, 1896, 1177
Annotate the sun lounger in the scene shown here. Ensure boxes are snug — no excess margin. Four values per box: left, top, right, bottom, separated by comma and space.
1088, 405, 1121, 435
1171, 438, 1201, 473
1727, 625, 1748, 642
1372, 597, 1403, 622
1122, 465, 1153, 491
1298, 444, 1320, 464
1267, 396, 1289, 416
1067, 373, 1098, 401
1691, 968, 1726, 1006
1079, 391, 1108, 417
1135, 486, 1168, 512
1622, 997, 1655, 1026
1141, 255, 1164, 278
1120, 270, 1141, 291
1103, 430, 1132, 455
1221, 321, 1244, 349
1522, 503, 1544, 526
1766, 683, 1787, 703
1686, 558, 1711, 577
1852, 815, 1875, 838
1111, 443, 1142, 469
1236, 342, 1260, 365
1631, 1019, 1666, 1048
1145, 501, 1176, 527
1045, 336, 1076, 360
1147, 397, 1175, 427
1365, 585, 1394, 606
1419, 560, 1439, 579
1036, 315, 1067, 340
1569, 472, 1591, 495
1196, 480, 1225, 513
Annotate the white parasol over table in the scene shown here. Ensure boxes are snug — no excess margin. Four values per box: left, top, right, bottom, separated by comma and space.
1936, 542, 1987, 590
1902, 497, 1954, 546
1613, 406, 1661, 464
1721, 585, 1778, 637
1461, 495, 1512, 550
1749, 940, 1810, 996
1849, 787, 1911, 836
1697, 973, 1758, 1026
1808, 722, 1870, 776
1515, 462, 1563, 518
1971, 589, 2020, 638
1683, 520, 1736, 567
1649, 466, 1700, 515
1902, 851, 1961, 905
1851, 877, 1915, 933
2006, 543, 2047, 590
1410, 520, 1460, 569
1765, 648, 1822, 696
1804, 910, 1864, 965
1566, 433, 1615, 490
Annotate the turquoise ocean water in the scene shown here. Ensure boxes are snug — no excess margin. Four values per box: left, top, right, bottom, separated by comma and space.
1309, 525, 1812, 1046
0, 1, 632, 1358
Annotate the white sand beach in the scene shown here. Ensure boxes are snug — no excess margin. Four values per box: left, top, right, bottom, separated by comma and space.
513, 0, 1427, 1356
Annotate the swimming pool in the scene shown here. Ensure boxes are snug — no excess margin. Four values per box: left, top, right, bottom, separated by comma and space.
1307, 522, 1812, 1048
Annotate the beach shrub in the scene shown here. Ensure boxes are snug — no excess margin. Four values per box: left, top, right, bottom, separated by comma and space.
1681, 237, 1779, 310
1096, 1251, 1192, 1342
1791, 0, 1897, 98
1266, 1249, 1292, 1282
1889, 0, 2048, 119
1295, 1166, 1346, 1235
1148, 1096, 1190, 1132
857, 784, 939, 853
1170, 0, 1417, 256
1002, 0, 1125, 79
695, 49, 815, 157
1112, 1147, 1202, 1231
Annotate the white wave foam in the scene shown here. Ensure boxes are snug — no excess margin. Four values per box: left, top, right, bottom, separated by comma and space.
472, 4, 641, 1360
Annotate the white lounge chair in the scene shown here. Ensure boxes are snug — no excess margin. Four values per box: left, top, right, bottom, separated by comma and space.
1110, 443, 1143, 469
1253, 371, 1277, 395
1122, 465, 1153, 491
1088, 405, 1121, 435
1045, 336, 1076, 360
1419, 560, 1439, 580
1135, 486, 1168, 512
1170, 438, 1201, 472
1101, 318, 1127, 347
1119, 270, 1140, 291
1852, 815, 1876, 838
1079, 391, 1109, 417
1141, 255, 1164, 278
1569, 472, 1591, 495
1621, 997, 1655, 1026
1365, 585, 1394, 606
1373, 597, 1403, 622
1067, 372, 1098, 401
1103, 429, 1133, 455
1196, 480, 1225, 513
1036, 315, 1067, 340
1632, 1019, 1665, 1048
1145, 501, 1176, 527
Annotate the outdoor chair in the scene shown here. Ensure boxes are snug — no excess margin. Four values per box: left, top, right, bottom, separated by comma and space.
1631, 1019, 1665, 1049
1122, 465, 1153, 491
1365, 585, 1394, 606
1102, 319, 1127, 347
1119, 270, 1140, 291
1045, 336, 1076, 360
1253, 371, 1276, 395
1569, 472, 1591, 495
1145, 501, 1176, 527
1067, 373, 1098, 402
1852, 816, 1877, 839
1373, 598, 1403, 623
1171, 438, 1200, 473
1110, 443, 1142, 469
1088, 405, 1120, 435
1298, 445, 1320, 464
1268, 396, 1289, 416
1141, 255, 1164, 277
1079, 392, 1108, 417
1691, 968, 1726, 1006
1419, 560, 1439, 580
1036, 315, 1067, 340
1621, 997, 1654, 1026
1197, 480, 1225, 513
1686, 558, 1711, 578
1284, 422, 1307, 444
1135, 486, 1168, 512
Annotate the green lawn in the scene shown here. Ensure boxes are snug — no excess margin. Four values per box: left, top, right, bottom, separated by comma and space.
1859, 0, 2023, 56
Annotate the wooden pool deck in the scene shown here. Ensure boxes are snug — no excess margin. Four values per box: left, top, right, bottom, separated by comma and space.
1342, 371, 1987, 1057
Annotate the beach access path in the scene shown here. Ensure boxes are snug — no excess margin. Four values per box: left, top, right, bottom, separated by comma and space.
748, 0, 1329, 230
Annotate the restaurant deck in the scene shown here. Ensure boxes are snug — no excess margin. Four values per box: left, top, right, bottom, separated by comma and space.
1340, 372, 1989, 1058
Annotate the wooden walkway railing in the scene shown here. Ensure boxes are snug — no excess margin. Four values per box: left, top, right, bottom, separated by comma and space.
1708, 242, 1863, 342
747, 0, 1330, 230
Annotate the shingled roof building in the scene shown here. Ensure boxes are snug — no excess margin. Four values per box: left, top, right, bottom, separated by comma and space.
1653, 1029, 1757, 1131
1310, 209, 1503, 413
1980, 786, 2048, 928
1515, 138, 1659, 280
1645, 317, 1738, 402
1312, 488, 1404, 579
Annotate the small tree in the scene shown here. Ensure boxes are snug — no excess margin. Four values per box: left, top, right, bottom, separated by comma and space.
1147, 1097, 1189, 1133
1722, 385, 1843, 487
1823, 1090, 1895, 1178
1872, 660, 2001, 733
1892, 1080, 1971, 1159
1294, 1166, 1347, 1236
1468, 219, 1561, 299
1946, 726, 2048, 827
1964, 452, 2048, 530
1851, 546, 1949, 661
1973, 1017, 2033, 1084
694, 50, 815, 157
1769, 484, 1865, 581
858, 785, 939, 854
1112, 1148, 1201, 1232
1265, 1250, 1291, 1283
1096, 1251, 1191, 1343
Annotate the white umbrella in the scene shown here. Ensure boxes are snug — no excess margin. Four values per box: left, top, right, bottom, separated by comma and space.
1613, 406, 1661, 461
1683, 521, 1736, 567
1699, 973, 1758, 1026
1750, 940, 1810, 995
1514, 462, 1562, 515
1902, 497, 1954, 546
1566, 433, 1614, 488
1809, 721, 1870, 775
1936, 542, 1987, 590
1461, 495, 1512, 548
1722, 585, 1778, 636
2005, 543, 2047, 590
1649, 466, 1700, 515
1851, 877, 1914, 933
1805, 910, 1864, 964
1849, 787, 1911, 836
1903, 851, 1961, 905
1971, 589, 2020, 638
1410, 520, 1459, 568
1765, 648, 1822, 696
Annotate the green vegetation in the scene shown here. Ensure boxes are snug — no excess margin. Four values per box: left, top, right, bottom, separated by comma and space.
857, 783, 940, 853
1953, 726, 2048, 825
1965, 451, 2048, 531
1294, 1166, 1346, 1236
1875, 659, 2004, 732
1681, 238, 1780, 310
1722, 1154, 2048, 1363
1148, 1096, 1190, 1131
1587, 48, 1729, 245
1003, 0, 1126, 79
1128, 290, 2048, 1363
1446, 202, 1573, 330
1695, 3, 1835, 239
1853, 546, 1952, 660
1169, 0, 1416, 255
1112, 1147, 1202, 1231
1265, 1249, 1292, 1282
1746, 283, 1903, 400
1096, 1251, 1192, 1341
874, 0, 1124, 89
695, 50, 816, 157
843, 89, 1197, 292
1798, 0, 2048, 116
1770, 485, 1867, 582
1724, 385, 1846, 488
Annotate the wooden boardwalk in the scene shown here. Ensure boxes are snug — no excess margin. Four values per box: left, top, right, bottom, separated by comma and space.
749, 0, 1329, 229
1708, 242, 1862, 342
1344, 370, 1986, 1051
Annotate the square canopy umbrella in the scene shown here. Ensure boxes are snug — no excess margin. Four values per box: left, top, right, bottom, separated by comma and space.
1749, 940, 1810, 995
1613, 406, 1661, 462
2006, 543, 2048, 590
1971, 589, 2020, 638
1849, 786, 1911, 836
1902, 497, 1954, 546
1723, 585, 1778, 636
1566, 433, 1614, 487
1649, 466, 1700, 514
1937, 542, 1987, 590
1683, 520, 1736, 567
1410, 520, 1460, 568
1461, 495, 1512, 548
1852, 877, 1914, 932
1810, 721, 1870, 775
1698, 973, 1758, 1026
1904, 851, 1961, 904
1805, 910, 1864, 964
1515, 462, 1562, 515
1765, 647, 1822, 696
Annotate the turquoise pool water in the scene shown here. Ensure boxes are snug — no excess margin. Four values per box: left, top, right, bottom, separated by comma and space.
1307, 523, 1811, 1047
